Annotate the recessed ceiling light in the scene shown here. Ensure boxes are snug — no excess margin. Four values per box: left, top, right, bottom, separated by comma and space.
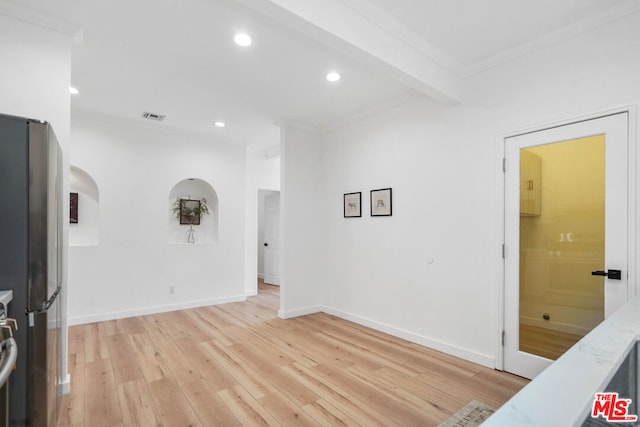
214, 121, 226, 128
234, 33, 252, 47
69, 86, 79, 95
326, 72, 341, 82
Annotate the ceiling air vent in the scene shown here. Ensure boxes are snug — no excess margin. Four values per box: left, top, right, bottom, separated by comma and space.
142, 112, 166, 121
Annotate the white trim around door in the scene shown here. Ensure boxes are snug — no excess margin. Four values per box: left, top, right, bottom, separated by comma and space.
495, 104, 638, 374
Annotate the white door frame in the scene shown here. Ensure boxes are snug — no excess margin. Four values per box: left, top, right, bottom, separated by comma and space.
495, 104, 639, 371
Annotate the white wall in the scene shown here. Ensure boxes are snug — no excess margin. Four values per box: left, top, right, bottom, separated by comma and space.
244, 148, 280, 295
68, 113, 247, 324
0, 14, 73, 387
319, 11, 640, 367
280, 124, 327, 317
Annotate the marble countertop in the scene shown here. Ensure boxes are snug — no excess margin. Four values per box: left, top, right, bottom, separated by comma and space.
485, 295, 640, 426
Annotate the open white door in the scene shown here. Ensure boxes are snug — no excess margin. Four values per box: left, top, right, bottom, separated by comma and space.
263, 192, 281, 285
504, 113, 629, 379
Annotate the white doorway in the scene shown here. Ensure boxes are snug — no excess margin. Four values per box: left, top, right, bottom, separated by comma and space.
502, 112, 630, 379
258, 190, 280, 286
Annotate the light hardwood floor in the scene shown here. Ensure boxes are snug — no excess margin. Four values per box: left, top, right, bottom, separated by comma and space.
519, 323, 582, 361
58, 281, 529, 426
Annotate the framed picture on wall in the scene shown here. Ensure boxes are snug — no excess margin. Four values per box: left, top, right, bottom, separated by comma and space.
343, 192, 362, 218
179, 199, 201, 225
70, 192, 79, 224
370, 188, 392, 216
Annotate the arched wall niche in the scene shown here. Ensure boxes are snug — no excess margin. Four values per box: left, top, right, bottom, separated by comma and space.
69, 165, 100, 246
168, 178, 219, 244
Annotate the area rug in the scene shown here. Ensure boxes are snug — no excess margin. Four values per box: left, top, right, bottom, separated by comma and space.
437, 400, 496, 427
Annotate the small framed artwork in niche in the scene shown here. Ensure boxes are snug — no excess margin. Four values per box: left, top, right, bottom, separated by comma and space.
370, 188, 392, 216
179, 199, 201, 225
70, 192, 78, 224
343, 192, 362, 218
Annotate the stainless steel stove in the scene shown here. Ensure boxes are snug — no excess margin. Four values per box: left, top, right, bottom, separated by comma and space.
0, 291, 16, 427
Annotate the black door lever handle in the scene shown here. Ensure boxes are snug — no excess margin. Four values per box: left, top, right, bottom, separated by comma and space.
592, 269, 622, 280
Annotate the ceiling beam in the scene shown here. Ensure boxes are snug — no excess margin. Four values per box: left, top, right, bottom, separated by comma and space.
0, 0, 80, 36
239, 0, 462, 104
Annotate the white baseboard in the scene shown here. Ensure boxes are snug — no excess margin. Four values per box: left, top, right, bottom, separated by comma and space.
68, 295, 247, 325
278, 304, 494, 368
278, 305, 323, 319
258, 273, 264, 279
520, 315, 591, 336
322, 306, 495, 369
61, 373, 71, 395
70, 298, 495, 369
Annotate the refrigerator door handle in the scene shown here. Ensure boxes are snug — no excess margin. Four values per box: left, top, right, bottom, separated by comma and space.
43, 286, 60, 311
26, 286, 60, 327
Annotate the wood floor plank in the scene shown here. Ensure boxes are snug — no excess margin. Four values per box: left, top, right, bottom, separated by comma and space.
217, 385, 281, 426
313, 363, 433, 426
260, 332, 319, 368
116, 379, 161, 427
415, 365, 528, 410
374, 366, 465, 415
168, 310, 215, 342
200, 340, 274, 399
146, 332, 201, 385
259, 389, 321, 427
230, 342, 319, 406
157, 311, 194, 339
118, 316, 148, 335
347, 364, 456, 424
107, 334, 145, 384
58, 282, 529, 427
181, 380, 243, 426
313, 331, 417, 376
147, 377, 202, 427
102, 319, 127, 337
84, 359, 122, 427
180, 309, 223, 342
520, 324, 581, 360
276, 331, 354, 370
234, 324, 297, 367
67, 325, 86, 356
58, 353, 85, 426
305, 313, 482, 377
83, 323, 110, 362
281, 363, 398, 427
128, 333, 172, 383
302, 398, 361, 427
174, 336, 238, 390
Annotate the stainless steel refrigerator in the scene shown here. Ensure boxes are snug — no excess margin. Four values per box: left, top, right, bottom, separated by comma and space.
0, 113, 63, 426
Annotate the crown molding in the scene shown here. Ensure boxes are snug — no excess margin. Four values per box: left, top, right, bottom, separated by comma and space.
464, 1, 640, 77
0, 0, 80, 37
274, 119, 320, 134
322, 90, 423, 133
337, 0, 464, 75
339, 0, 640, 78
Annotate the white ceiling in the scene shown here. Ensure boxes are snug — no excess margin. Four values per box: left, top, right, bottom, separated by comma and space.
4, 0, 640, 150
364, 0, 639, 70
